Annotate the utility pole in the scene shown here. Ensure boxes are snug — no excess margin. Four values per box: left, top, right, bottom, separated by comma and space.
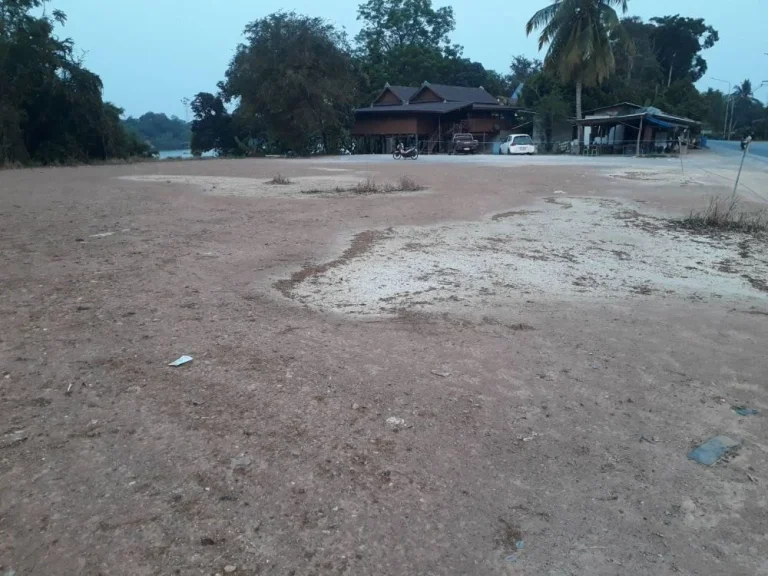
711, 77, 731, 139
181, 97, 190, 123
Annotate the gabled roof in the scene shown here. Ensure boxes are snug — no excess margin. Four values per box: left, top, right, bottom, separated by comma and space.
356, 102, 523, 115
389, 85, 418, 102
411, 82, 498, 105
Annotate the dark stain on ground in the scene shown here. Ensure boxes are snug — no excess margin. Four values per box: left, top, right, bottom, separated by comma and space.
742, 274, 768, 293
491, 210, 539, 221
275, 229, 390, 298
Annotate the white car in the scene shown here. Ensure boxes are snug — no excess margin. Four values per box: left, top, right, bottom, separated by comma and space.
500, 134, 536, 155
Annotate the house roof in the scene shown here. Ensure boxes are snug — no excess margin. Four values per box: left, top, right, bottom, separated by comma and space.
356, 101, 472, 115
389, 85, 418, 102
415, 83, 498, 104
583, 102, 643, 115
358, 82, 512, 115
575, 106, 701, 127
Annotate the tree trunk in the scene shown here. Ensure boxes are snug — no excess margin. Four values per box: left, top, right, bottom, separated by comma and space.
575, 80, 583, 149
575, 80, 583, 120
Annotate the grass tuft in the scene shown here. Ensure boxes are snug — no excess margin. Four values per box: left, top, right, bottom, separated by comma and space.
301, 175, 426, 196
674, 196, 768, 235
267, 173, 291, 185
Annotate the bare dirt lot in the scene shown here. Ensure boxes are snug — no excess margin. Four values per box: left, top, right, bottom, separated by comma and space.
1, 154, 767, 575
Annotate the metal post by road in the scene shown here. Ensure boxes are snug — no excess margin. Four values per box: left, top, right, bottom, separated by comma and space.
732, 136, 752, 200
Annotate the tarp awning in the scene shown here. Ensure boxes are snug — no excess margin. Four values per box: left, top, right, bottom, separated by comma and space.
645, 116, 681, 129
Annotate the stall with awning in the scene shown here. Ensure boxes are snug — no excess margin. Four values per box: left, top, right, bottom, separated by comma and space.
573, 103, 702, 155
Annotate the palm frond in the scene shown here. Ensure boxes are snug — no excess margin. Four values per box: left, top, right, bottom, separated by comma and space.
525, 2, 561, 36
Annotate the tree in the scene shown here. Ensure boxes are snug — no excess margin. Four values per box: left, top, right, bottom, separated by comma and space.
123, 112, 191, 151
509, 55, 542, 90
356, 0, 455, 53
649, 15, 718, 86
189, 92, 237, 156
526, 0, 630, 122
0, 0, 149, 164
220, 11, 358, 154
729, 80, 765, 137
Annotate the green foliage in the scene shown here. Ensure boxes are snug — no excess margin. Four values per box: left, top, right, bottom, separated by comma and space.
526, 0, 630, 119
218, 11, 359, 155
123, 112, 191, 151
649, 15, 718, 85
189, 92, 238, 156
0, 0, 151, 165
355, 0, 509, 101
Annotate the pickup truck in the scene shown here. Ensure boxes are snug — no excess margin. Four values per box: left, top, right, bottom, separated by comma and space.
450, 133, 478, 155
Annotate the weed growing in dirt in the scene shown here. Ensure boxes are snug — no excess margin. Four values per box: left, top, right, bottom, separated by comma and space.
267, 173, 291, 185
675, 196, 768, 235
302, 176, 426, 195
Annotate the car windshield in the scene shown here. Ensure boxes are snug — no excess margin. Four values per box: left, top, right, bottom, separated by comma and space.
513, 135, 533, 145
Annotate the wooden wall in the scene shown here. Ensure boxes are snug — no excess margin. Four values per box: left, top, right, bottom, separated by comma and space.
352, 115, 418, 136
410, 87, 442, 104
374, 89, 402, 106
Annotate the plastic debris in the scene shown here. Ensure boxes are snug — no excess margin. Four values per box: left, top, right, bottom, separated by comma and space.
386, 416, 405, 427
431, 370, 451, 377
168, 355, 193, 367
687, 436, 741, 466
732, 406, 759, 416
505, 554, 518, 563
89, 232, 115, 238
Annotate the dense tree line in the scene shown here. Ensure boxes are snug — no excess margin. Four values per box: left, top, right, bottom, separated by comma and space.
191, 0, 767, 156
0, 0, 151, 165
123, 113, 191, 152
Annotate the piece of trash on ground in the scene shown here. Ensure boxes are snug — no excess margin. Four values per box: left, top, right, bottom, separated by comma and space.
431, 370, 451, 377
89, 231, 115, 238
687, 435, 741, 466
732, 406, 759, 416
1, 430, 28, 449
386, 416, 405, 427
169, 355, 193, 367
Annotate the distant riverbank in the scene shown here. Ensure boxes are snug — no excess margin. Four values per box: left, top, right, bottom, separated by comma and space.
157, 149, 216, 159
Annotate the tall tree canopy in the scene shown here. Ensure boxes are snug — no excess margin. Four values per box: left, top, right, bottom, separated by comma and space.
526, 0, 630, 120
220, 11, 359, 155
0, 0, 150, 164
355, 0, 509, 100
649, 15, 718, 86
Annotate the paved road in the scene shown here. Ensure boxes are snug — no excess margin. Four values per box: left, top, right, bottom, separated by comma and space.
708, 139, 768, 160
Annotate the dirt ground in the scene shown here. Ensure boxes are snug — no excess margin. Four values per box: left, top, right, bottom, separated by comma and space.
1, 154, 767, 576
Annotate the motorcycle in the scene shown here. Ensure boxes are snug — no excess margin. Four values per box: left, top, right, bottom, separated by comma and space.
393, 143, 419, 160
740, 136, 752, 151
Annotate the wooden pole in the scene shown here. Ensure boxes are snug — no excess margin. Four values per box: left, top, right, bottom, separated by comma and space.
636, 116, 644, 156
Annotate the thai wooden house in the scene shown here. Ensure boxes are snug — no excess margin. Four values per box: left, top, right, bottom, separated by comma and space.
352, 82, 530, 154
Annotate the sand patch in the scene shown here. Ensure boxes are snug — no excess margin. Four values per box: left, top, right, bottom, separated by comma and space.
119, 174, 368, 198
280, 197, 768, 316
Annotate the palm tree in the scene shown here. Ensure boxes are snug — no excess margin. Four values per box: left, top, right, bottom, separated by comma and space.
732, 80, 758, 103
526, 0, 630, 122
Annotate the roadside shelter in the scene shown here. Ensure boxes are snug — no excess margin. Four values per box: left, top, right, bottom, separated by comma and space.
574, 102, 702, 155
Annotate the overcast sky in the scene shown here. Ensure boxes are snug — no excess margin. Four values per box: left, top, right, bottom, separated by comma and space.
51, 0, 767, 119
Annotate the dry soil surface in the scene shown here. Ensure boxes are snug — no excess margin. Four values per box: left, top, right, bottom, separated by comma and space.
1, 155, 767, 576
